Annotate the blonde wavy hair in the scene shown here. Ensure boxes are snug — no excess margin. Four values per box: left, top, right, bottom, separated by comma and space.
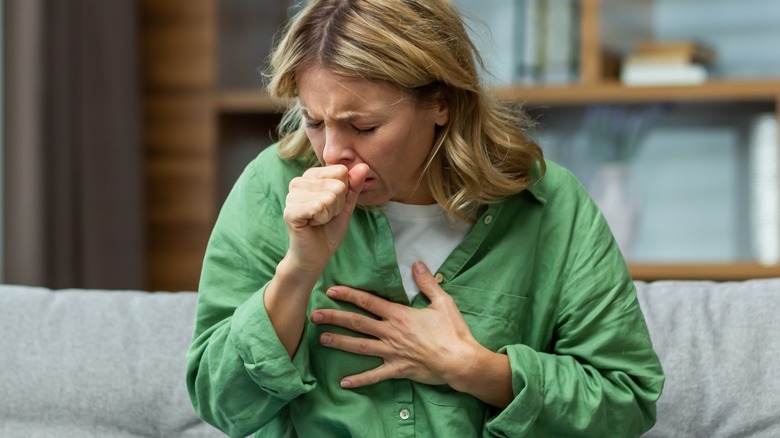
266, 0, 545, 221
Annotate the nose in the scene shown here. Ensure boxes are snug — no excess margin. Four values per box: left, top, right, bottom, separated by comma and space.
321, 127, 356, 166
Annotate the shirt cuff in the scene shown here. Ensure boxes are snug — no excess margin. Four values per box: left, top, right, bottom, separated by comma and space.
486, 344, 545, 436
228, 283, 316, 400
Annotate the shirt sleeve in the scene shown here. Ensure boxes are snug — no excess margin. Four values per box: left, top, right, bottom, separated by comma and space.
486, 169, 665, 437
185, 152, 314, 438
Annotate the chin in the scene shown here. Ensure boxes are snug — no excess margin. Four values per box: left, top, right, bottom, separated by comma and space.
356, 193, 389, 206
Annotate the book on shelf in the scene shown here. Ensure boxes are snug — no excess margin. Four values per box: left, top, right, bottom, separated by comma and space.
514, 0, 543, 84
620, 40, 715, 86
621, 63, 708, 86
514, 0, 580, 85
542, 0, 579, 84
631, 41, 716, 65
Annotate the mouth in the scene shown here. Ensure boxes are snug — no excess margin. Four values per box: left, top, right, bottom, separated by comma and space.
362, 177, 376, 190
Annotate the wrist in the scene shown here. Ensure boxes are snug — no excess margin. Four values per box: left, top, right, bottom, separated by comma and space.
446, 345, 514, 409
444, 342, 487, 391
274, 254, 322, 291
264, 254, 323, 358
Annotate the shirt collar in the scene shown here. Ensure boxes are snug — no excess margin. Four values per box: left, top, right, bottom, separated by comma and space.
523, 161, 548, 205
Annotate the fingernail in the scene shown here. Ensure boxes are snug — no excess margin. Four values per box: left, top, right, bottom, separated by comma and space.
340, 379, 352, 388
326, 289, 338, 299
311, 313, 323, 323
413, 261, 427, 274
320, 334, 332, 345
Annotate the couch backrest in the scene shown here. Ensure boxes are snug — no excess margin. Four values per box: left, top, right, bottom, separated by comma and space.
636, 279, 780, 438
0, 285, 222, 438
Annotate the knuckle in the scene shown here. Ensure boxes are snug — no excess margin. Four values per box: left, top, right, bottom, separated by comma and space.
358, 339, 371, 354
383, 362, 406, 381
358, 295, 374, 312
421, 276, 438, 287
349, 317, 362, 331
331, 179, 348, 195
368, 372, 383, 385
396, 363, 411, 378
302, 167, 322, 178
322, 191, 338, 206
312, 199, 328, 216
288, 177, 304, 190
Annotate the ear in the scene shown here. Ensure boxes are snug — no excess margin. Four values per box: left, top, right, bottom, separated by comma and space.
431, 91, 450, 127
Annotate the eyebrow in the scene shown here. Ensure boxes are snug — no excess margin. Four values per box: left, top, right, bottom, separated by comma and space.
300, 108, 374, 123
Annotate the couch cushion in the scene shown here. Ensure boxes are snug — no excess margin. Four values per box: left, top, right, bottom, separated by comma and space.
0, 285, 222, 437
636, 279, 780, 438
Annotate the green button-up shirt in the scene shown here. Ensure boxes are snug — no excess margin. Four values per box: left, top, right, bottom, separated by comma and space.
186, 145, 664, 437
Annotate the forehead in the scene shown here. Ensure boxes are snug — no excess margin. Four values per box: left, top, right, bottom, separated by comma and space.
296, 67, 412, 116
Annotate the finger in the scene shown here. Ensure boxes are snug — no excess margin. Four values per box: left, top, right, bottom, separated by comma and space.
339, 363, 396, 389
326, 287, 393, 319
412, 261, 448, 305
318, 332, 390, 357
289, 174, 348, 196
302, 164, 349, 181
310, 308, 384, 337
343, 163, 369, 214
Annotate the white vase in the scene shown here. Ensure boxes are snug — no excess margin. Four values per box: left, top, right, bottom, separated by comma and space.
589, 163, 640, 256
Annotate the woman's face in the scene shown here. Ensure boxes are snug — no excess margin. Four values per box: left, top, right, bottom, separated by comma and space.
296, 67, 449, 205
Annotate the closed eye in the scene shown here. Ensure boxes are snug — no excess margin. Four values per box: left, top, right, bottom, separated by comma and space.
354, 126, 376, 135
304, 120, 323, 130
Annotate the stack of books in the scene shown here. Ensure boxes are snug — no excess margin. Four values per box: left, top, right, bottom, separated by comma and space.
514, 0, 580, 85
620, 41, 716, 86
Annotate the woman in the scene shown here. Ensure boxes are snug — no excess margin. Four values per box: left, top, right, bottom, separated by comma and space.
186, 0, 664, 436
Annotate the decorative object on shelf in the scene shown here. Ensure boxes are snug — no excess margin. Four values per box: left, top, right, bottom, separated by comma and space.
589, 163, 639, 256
583, 104, 668, 163
748, 112, 780, 266
621, 40, 716, 87
583, 104, 668, 256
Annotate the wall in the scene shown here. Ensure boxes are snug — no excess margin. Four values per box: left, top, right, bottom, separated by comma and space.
0, 0, 3, 282
655, 0, 780, 79
537, 101, 773, 263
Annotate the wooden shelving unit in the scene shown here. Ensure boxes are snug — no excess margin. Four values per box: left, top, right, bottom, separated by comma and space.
218, 80, 780, 110
630, 262, 780, 282
497, 80, 780, 105
141, 0, 780, 289
216, 91, 289, 113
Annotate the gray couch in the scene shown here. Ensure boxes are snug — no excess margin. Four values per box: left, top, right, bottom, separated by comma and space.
1, 280, 779, 437
0, 285, 221, 438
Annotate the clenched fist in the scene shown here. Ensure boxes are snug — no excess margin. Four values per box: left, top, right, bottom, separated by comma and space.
283, 163, 369, 275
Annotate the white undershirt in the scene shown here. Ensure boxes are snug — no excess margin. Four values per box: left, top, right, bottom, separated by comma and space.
382, 201, 472, 303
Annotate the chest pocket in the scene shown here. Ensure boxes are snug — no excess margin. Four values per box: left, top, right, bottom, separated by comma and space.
418, 283, 528, 409
444, 284, 529, 352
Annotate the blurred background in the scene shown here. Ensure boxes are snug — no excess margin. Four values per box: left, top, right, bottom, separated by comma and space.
3, 0, 780, 292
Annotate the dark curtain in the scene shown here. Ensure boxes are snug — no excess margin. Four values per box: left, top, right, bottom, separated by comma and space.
4, 0, 145, 289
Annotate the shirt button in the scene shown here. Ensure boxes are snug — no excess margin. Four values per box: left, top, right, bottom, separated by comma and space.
483, 214, 493, 224
399, 408, 411, 420
434, 273, 444, 283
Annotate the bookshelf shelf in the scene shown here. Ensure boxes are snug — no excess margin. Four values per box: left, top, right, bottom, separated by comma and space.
217, 91, 289, 113
217, 80, 780, 114
629, 263, 780, 282
496, 80, 780, 105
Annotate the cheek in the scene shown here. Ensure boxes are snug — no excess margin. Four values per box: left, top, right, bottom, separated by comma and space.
406, 126, 437, 161
306, 134, 325, 161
